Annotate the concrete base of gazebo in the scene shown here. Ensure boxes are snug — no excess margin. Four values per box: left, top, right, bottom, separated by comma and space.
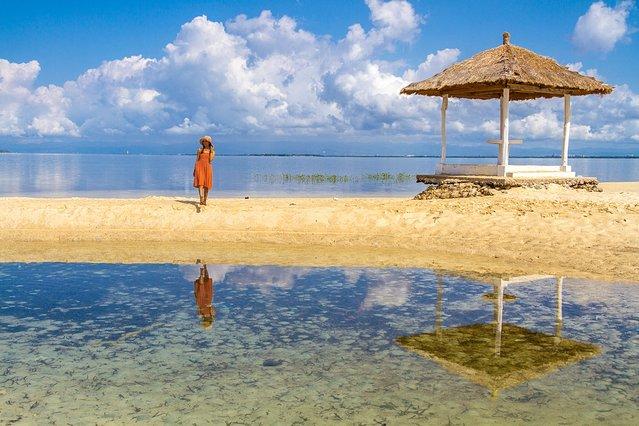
438, 163, 575, 178
416, 174, 599, 190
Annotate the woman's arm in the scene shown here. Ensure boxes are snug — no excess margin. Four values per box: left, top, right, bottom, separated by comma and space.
193, 149, 200, 176
209, 148, 215, 163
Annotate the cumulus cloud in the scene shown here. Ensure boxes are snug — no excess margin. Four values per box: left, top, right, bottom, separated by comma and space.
366, 0, 422, 43
0, 0, 637, 145
572, 1, 635, 53
403, 48, 460, 82
0, 59, 79, 136
566, 62, 602, 79
511, 109, 563, 139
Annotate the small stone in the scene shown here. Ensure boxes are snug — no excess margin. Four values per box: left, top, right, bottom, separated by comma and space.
262, 359, 284, 367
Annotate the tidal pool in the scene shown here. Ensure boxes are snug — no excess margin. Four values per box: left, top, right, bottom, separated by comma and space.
0, 263, 637, 424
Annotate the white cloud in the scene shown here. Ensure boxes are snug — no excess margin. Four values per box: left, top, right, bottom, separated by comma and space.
339, 0, 422, 62
511, 109, 563, 139
572, 1, 635, 53
166, 117, 211, 135
366, 0, 422, 42
403, 48, 460, 82
0, 59, 79, 136
566, 62, 602, 79
0, 0, 637, 146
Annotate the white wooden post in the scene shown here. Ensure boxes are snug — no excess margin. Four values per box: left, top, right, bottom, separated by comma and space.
561, 94, 571, 169
498, 95, 504, 165
499, 88, 510, 167
440, 95, 448, 165
556, 276, 563, 322
495, 281, 504, 356
435, 274, 443, 338
555, 276, 563, 340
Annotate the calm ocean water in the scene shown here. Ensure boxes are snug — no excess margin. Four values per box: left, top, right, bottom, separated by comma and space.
1, 263, 637, 423
1, 153, 637, 197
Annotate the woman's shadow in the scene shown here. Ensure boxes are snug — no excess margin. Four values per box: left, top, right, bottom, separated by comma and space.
175, 199, 201, 213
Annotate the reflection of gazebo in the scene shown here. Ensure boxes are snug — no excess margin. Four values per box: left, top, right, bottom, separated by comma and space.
401, 33, 613, 178
396, 275, 600, 394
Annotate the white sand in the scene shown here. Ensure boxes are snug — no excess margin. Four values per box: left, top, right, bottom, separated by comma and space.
1, 182, 638, 282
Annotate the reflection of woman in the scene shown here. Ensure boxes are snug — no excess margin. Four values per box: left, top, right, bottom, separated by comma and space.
193, 135, 215, 206
194, 264, 215, 329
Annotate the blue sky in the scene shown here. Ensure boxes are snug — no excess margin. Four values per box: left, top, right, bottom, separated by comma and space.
0, 0, 638, 154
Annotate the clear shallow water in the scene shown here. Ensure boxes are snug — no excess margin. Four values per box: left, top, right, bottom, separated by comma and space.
1, 263, 637, 424
1, 153, 638, 197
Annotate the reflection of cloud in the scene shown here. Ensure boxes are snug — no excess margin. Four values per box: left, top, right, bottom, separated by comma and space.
360, 270, 412, 310
344, 269, 368, 285
184, 265, 418, 307
224, 266, 312, 293
205, 265, 236, 283
180, 264, 235, 282
361, 278, 411, 310
181, 264, 307, 291
562, 278, 639, 307
180, 265, 201, 282
224, 266, 416, 305
33, 154, 79, 193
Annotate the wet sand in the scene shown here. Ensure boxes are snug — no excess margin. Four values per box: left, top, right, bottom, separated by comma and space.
1, 182, 638, 282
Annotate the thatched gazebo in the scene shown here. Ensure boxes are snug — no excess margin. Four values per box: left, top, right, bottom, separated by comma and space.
401, 33, 613, 178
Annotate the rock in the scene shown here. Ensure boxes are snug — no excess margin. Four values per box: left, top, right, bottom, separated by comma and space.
413, 176, 602, 199
414, 181, 496, 200
262, 359, 284, 367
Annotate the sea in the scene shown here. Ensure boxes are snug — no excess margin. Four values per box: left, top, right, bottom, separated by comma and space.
0, 153, 638, 197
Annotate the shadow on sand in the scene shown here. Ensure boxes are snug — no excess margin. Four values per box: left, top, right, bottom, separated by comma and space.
175, 199, 201, 213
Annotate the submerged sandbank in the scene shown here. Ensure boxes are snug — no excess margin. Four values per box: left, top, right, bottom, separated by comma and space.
0, 183, 638, 282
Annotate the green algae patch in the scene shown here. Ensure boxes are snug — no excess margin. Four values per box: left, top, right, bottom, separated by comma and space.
251, 172, 415, 184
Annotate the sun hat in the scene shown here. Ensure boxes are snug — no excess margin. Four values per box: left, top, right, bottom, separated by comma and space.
200, 135, 213, 146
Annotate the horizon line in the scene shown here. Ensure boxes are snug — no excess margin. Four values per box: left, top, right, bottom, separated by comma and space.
0, 152, 637, 159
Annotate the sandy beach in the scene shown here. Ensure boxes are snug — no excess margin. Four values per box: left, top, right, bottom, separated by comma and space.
1, 182, 638, 282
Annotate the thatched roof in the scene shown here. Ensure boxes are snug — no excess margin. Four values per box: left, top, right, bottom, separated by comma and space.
397, 323, 600, 393
401, 33, 613, 100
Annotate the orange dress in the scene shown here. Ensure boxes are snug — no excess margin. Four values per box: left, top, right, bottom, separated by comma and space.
193, 149, 213, 189
194, 277, 214, 319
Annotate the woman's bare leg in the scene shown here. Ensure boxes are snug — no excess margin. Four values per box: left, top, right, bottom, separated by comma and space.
198, 186, 205, 204
203, 188, 209, 205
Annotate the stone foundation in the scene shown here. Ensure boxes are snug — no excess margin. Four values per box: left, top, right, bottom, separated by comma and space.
414, 175, 602, 200
414, 181, 496, 200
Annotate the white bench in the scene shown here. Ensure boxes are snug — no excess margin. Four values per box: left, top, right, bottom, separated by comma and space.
488, 139, 523, 164
487, 139, 523, 145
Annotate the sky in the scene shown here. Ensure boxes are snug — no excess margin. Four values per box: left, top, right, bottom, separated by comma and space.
0, 0, 638, 155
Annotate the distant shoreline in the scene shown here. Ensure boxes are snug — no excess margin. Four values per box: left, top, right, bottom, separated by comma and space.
1, 152, 637, 159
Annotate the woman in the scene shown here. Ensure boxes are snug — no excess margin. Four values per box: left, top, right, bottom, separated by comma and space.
194, 263, 215, 330
193, 135, 215, 205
